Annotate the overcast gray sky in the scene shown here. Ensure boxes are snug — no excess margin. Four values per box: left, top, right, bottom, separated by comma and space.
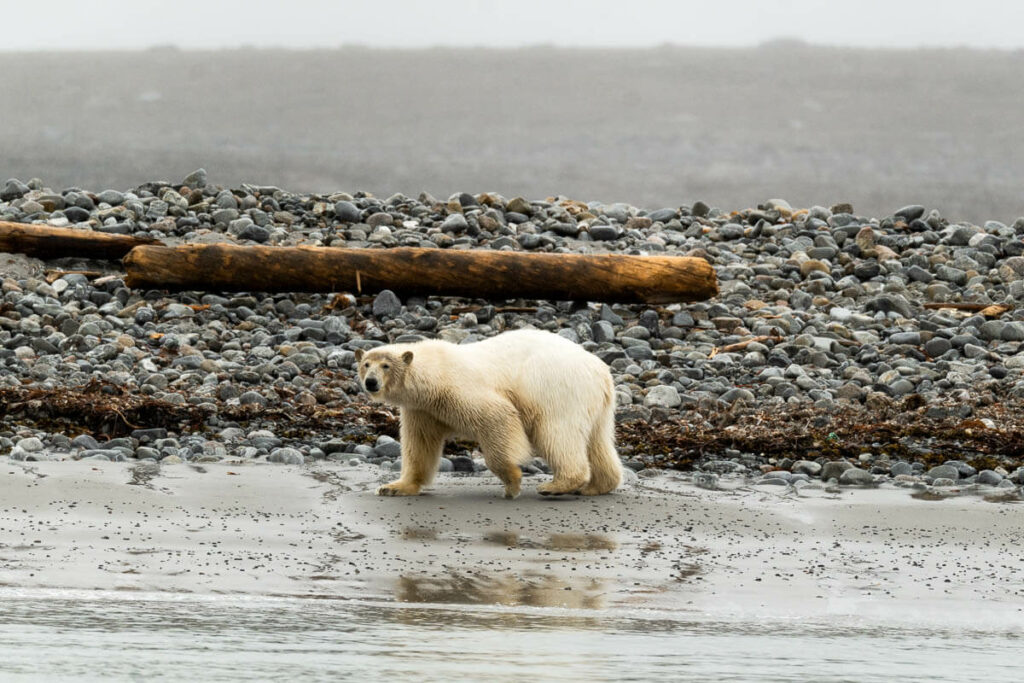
4, 0, 1024, 50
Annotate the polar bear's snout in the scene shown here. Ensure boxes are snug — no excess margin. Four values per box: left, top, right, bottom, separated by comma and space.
355, 348, 413, 399
359, 365, 385, 395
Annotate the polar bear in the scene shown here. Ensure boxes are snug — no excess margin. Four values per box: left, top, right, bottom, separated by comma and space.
355, 329, 622, 498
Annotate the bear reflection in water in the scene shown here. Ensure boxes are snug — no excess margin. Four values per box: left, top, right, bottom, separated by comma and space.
399, 527, 618, 552
395, 570, 606, 610
482, 531, 618, 552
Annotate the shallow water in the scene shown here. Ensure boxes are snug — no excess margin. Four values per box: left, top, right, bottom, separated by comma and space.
0, 589, 1018, 682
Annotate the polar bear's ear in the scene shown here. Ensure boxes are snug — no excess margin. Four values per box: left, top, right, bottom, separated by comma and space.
402, 351, 414, 365
354, 349, 364, 362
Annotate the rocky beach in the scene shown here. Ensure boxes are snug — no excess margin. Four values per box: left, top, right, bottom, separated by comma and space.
2, 171, 1024, 494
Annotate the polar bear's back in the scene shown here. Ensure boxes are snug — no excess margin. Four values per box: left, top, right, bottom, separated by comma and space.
467, 328, 597, 365
397, 329, 612, 416
463, 329, 613, 413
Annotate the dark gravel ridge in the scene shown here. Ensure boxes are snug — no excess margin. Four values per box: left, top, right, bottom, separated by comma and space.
3, 170, 1024, 490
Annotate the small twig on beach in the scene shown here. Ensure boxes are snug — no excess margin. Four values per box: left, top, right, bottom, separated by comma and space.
44, 270, 104, 283
452, 305, 539, 314
710, 334, 783, 356
923, 302, 1012, 318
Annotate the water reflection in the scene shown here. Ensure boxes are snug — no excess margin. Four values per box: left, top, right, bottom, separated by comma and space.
396, 571, 605, 609
0, 590, 1019, 682
984, 492, 1023, 504
910, 488, 1022, 503
481, 531, 618, 551
400, 528, 619, 552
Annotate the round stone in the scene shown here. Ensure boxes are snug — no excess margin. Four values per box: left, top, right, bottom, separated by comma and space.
890, 461, 914, 476
588, 225, 619, 241
820, 461, 852, 481
923, 338, 951, 357
334, 200, 362, 222
16, 437, 44, 452
374, 438, 402, 459
372, 290, 402, 318
977, 470, 1004, 486
239, 391, 268, 407
926, 464, 959, 481
643, 385, 681, 408
440, 213, 468, 233
839, 467, 874, 486
181, 168, 207, 188
268, 447, 304, 465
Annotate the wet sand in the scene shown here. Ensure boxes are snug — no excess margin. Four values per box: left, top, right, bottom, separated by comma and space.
2, 459, 1021, 629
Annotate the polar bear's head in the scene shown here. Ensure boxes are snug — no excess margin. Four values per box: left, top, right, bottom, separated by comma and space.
355, 347, 414, 400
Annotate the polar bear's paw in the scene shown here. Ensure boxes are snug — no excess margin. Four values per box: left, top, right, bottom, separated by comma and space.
376, 481, 422, 496
537, 481, 581, 496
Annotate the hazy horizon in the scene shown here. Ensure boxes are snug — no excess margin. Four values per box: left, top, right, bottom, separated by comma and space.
5, 42, 1024, 53
5, 2, 1023, 224
3, 0, 1024, 51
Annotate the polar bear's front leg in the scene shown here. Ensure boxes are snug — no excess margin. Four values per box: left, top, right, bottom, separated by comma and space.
377, 408, 446, 497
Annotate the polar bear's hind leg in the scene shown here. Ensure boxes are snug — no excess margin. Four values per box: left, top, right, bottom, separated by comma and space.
534, 421, 591, 496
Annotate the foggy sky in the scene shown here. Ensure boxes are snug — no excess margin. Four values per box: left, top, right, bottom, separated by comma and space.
5, 0, 1024, 50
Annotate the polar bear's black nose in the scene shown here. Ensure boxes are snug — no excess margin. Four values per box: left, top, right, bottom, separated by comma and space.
365, 377, 379, 392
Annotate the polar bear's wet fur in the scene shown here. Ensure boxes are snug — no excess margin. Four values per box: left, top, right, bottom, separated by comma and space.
356, 329, 622, 498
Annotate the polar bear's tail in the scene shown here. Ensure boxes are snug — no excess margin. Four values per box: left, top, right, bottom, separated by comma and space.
581, 389, 622, 495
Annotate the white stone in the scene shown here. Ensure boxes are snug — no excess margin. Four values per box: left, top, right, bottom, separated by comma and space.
16, 437, 44, 452
644, 385, 681, 408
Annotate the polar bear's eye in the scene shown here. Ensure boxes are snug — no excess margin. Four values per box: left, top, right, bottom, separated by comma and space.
382, 363, 390, 370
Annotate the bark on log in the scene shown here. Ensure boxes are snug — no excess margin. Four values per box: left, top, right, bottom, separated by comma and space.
0, 221, 163, 260
123, 244, 718, 304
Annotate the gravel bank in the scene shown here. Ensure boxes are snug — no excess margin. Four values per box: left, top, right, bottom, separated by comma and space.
2, 171, 1024, 494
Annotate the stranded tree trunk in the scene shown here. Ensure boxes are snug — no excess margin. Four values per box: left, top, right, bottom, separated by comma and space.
0, 221, 163, 260
123, 244, 718, 304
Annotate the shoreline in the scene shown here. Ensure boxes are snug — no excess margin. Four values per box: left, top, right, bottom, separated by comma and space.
2, 459, 1022, 629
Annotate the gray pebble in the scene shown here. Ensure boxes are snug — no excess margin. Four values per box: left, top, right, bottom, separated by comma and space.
15, 437, 44, 452
372, 290, 402, 318
644, 385, 681, 408
890, 461, 914, 476
977, 469, 1004, 486
839, 467, 874, 486
821, 461, 853, 481
926, 464, 960, 481
268, 447, 304, 465
374, 436, 402, 459
440, 213, 469, 233
792, 460, 822, 476
334, 200, 362, 222
182, 168, 207, 189
588, 225, 619, 241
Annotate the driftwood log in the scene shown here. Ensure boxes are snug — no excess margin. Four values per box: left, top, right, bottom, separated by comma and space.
123, 244, 718, 304
0, 221, 163, 260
